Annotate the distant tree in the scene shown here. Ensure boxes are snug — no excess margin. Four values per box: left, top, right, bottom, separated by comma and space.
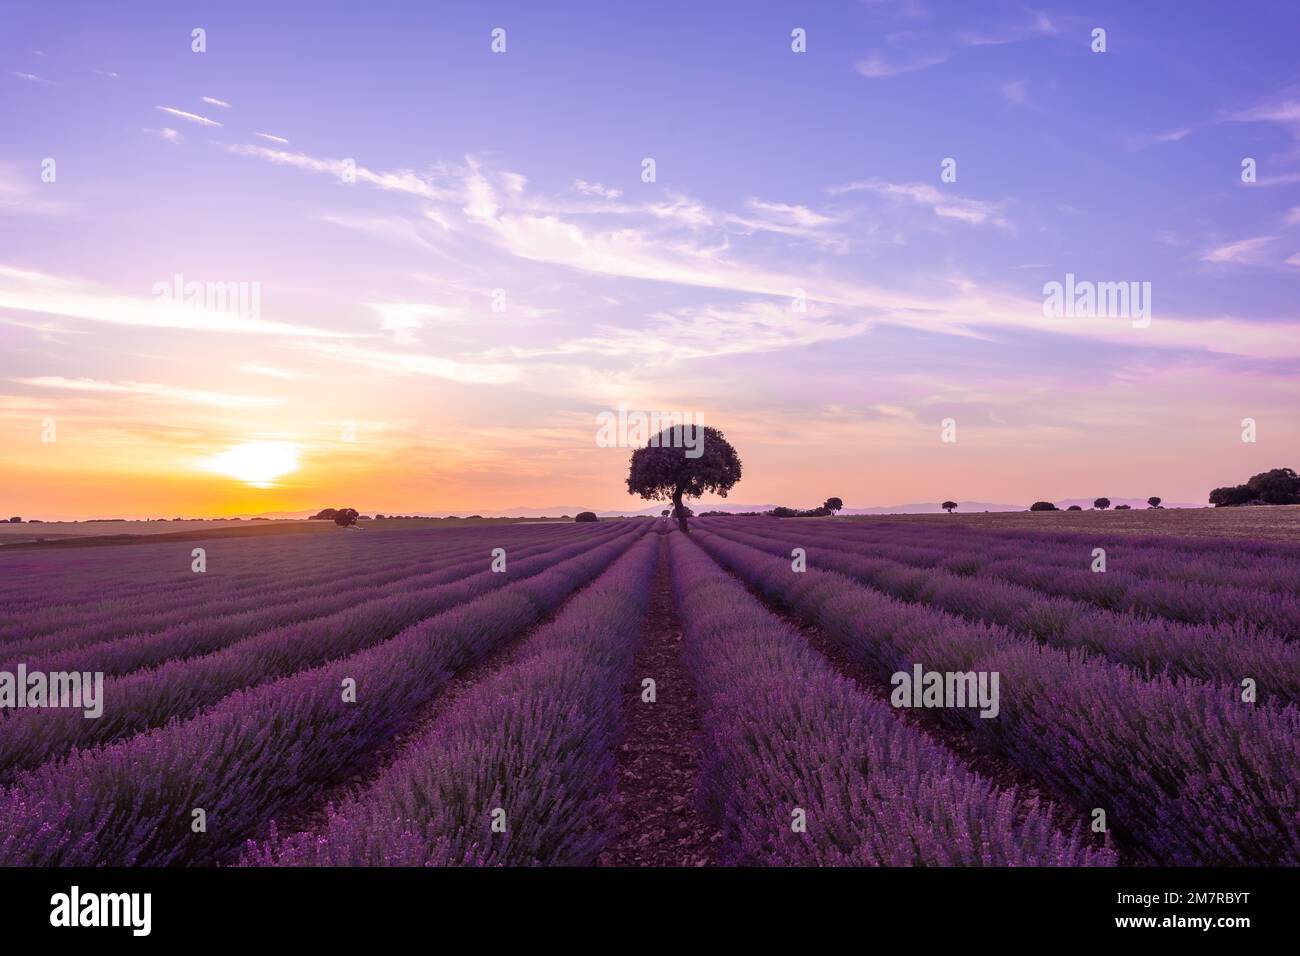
660, 509, 670, 517
1093, 497, 1111, 510
575, 511, 598, 522
375, 514, 386, 520
1209, 484, 1254, 507
1246, 467, 1300, 505
941, 501, 957, 513
1067, 505, 1083, 511
311, 508, 338, 521
1147, 497, 1161, 509
1115, 504, 1131, 510
770, 506, 798, 518
7, 516, 20, 523
823, 497, 844, 515
627, 426, 742, 533
333, 508, 359, 527
1029, 501, 1058, 512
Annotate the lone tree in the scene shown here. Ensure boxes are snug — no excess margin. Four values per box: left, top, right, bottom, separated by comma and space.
1029, 501, 1058, 512
627, 425, 742, 533
1147, 497, 1162, 509
574, 511, 598, 522
1094, 497, 1111, 510
941, 501, 957, 513
823, 497, 843, 515
333, 508, 360, 528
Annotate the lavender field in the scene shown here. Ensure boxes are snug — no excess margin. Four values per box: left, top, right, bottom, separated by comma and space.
1, 514, 1296, 867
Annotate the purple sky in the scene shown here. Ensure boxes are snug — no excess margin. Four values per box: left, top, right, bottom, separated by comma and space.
2, 0, 1298, 518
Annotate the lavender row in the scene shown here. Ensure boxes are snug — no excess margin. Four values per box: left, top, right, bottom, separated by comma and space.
0, 523, 638, 781
0, 524, 589, 641
765, 519, 1300, 628
0, 523, 583, 623
693, 527, 1300, 865
702, 521, 1300, 706
670, 533, 1112, 866
810, 519, 1300, 597
0, 525, 648, 866
1, 524, 599, 669
244, 534, 662, 866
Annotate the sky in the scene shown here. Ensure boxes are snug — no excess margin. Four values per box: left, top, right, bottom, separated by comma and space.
2, 0, 1298, 519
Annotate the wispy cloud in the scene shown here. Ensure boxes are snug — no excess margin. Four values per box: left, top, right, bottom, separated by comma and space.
155, 106, 222, 128
857, 10, 1058, 80
0, 164, 70, 216
0, 266, 347, 338
1200, 235, 1277, 265
143, 127, 182, 144
223, 144, 449, 199
299, 341, 522, 384
237, 364, 300, 380
255, 131, 290, 145
573, 180, 622, 199
13, 71, 53, 84
1001, 78, 1029, 106
830, 180, 1008, 228
201, 96, 232, 108
11, 376, 282, 408
855, 51, 950, 79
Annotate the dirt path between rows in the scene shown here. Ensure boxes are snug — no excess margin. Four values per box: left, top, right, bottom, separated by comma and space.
598, 535, 719, 866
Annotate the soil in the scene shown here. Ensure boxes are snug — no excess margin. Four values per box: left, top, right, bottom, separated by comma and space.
598, 536, 721, 866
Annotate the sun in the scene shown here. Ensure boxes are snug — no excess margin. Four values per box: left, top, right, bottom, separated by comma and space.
205, 440, 301, 488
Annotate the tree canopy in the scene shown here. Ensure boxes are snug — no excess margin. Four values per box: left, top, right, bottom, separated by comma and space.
626, 426, 741, 533
1210, 467, 1300, 507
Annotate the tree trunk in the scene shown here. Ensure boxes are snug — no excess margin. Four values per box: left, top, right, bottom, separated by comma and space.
672, 488, 689, 533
